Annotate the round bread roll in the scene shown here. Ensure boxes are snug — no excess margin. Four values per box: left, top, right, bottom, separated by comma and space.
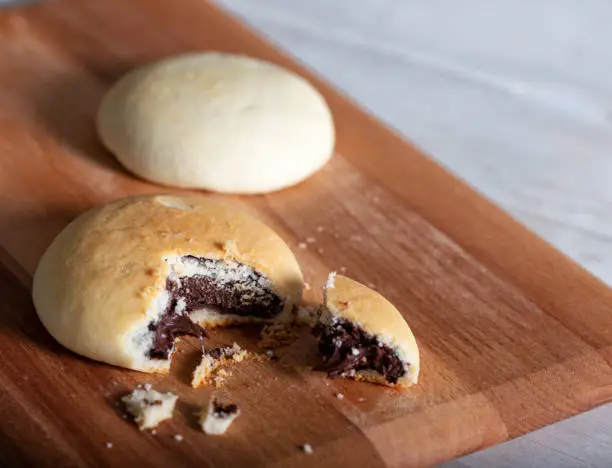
317, 273, 419, 387
32, 194, 303, 373
97, 52, 335, 194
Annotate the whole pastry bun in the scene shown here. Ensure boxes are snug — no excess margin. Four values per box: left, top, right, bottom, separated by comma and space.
97, 53, 335, 194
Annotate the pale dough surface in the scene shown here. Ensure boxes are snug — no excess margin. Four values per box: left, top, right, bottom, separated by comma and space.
97, 53, 335, 194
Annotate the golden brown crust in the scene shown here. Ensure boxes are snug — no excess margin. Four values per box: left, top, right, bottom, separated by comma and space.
32, 194, 303, 372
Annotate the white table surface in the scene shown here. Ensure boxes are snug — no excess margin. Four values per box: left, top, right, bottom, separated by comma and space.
3, 0, 612, 465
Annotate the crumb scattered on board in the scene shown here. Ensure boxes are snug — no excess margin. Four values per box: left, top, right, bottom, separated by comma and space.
259, 322, 299, 348
174, 434, 183, 442
297, 242, 307, 249
192, 343, 251, 388
200, 398, 241, 435
336, 393, 344, 400
301, 443, 314, 455
121, 387, 177, 430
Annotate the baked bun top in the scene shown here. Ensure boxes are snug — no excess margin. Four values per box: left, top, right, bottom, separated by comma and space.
323, 274, 420, 384
97, 52, 335, 194
32, 194, 303, 372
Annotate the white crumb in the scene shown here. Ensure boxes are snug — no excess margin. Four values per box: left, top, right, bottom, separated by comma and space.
316, 226, 324, 233
351, 348, 360, 356
339, 266, 347, 273
336, 393, 344, 400
301, 443, 314, 455
174, 434, 183, 442
121, 387, 177, 430
151, 430, 157, 435
304, 282, 311, 291
306, 237, 316, 244
106, 442, 113, 449
325, 272, 337, 289
266, 350, 275, 358
200, 399, 241, 435
358, 398, 367, 402
297, 242, 307, 249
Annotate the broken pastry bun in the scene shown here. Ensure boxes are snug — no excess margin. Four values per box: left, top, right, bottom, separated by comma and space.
316, 273, 419, 387
32, 194, 303, 373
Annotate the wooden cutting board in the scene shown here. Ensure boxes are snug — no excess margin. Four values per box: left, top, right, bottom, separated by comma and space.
2, 0, 612, 466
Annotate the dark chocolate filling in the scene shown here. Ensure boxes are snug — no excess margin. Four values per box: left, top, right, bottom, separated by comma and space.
213, 401, 239, 417
148, 257, 282, 359
315, 319, 406, 384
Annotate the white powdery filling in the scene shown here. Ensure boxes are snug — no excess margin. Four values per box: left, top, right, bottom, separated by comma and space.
166, 255, 274, 293
124, 290, 171, 370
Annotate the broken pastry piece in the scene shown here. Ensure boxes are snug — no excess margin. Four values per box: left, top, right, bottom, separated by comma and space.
31, 194, 303, 373
191, 343, 249, 387
200, 398, 241, 435
121, 385, 177, 430
315, 274, 419, 387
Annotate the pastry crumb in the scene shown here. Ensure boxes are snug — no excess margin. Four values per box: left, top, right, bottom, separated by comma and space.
106, 442, 113, 449
336, 393, 344, 400
316, 248, 324, 254
200, 398, 240, 435
316, 226, 324, 233
151, 429, 157, 435
297, 242, 307, 249
339, 266, 347, 273
296, 305, 319, 327
325, 272, 337, 289
304, 282, 311, 291
367, 282, 376, 289
174, 434, 183, 442
306, 237, 316, 244
121, 387, 177, 430
259, 322, 298, 348
192, 343, 250, 388
301, 443, 314, 455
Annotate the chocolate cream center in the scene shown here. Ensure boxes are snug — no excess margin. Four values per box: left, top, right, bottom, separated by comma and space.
316, 319, 406, 384
148, 256, 282, 359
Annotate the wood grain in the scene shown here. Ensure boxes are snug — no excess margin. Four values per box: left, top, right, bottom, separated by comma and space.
1, 0, 612, 466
